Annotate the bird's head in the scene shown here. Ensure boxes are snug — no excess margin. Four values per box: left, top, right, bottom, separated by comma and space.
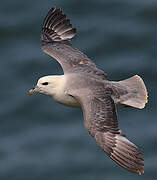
29, 75, 64, 96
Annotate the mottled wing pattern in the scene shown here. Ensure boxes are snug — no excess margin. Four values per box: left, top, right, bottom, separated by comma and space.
70, 88, 144, 174
41, 7, 107, 79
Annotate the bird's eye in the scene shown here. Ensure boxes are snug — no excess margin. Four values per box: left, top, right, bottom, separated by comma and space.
42, 82, 48, 85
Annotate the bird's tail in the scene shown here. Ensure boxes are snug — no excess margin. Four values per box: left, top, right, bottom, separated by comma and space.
41, 7, 76, 42
112, 75, 148, 109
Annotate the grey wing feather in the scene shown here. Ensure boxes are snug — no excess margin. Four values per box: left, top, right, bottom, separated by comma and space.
41, 7, 107, 79
70, 87, 144, 174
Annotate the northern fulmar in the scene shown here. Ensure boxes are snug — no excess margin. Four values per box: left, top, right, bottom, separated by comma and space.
29, 6, 148, 174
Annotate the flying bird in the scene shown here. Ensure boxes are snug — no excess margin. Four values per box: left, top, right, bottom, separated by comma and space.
29, 6, 148, 174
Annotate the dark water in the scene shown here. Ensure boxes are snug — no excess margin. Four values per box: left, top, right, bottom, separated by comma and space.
0, 0, 156, 179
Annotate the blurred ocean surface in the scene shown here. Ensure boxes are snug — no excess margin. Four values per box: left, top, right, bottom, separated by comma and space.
0, 0, 156, 179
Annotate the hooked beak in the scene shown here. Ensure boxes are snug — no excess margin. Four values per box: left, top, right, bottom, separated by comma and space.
29, 86, 38, 95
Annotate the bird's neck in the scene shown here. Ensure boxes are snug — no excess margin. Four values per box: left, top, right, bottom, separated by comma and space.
50, 75, 80, 107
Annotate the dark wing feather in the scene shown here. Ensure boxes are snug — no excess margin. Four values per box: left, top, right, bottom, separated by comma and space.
41, 7, 107, 79
70, 87, 144, 174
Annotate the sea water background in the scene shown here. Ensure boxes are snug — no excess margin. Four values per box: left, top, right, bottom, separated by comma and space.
0, 0, 156, 179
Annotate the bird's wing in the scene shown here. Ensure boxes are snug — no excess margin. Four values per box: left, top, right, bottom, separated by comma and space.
41, 7, 107, 79
69, 87, 144, 174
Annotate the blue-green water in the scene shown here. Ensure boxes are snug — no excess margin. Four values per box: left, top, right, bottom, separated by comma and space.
0, 0, 156, 179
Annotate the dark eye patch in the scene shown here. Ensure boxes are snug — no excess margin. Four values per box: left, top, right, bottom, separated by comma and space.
42, 82, 48, 85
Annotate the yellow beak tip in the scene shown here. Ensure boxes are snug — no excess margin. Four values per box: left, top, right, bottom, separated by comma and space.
29, 89, 34, 95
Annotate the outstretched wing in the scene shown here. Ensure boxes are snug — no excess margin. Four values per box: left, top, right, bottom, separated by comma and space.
41, 7, 107, 79
70, 88, 144, 174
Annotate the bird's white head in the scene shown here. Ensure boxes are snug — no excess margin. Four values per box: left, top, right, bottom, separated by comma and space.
29, 75, 65, 97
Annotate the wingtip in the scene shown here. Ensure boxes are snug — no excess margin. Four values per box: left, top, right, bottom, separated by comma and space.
137, 169, 144, 175
110, 134, 144, 174
41, 6, 76, 43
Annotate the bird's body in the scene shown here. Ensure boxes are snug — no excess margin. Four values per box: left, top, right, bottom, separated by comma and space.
29, 7, 148, 174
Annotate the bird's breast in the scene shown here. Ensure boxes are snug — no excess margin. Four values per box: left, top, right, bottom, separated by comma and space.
53, 91, 80, 107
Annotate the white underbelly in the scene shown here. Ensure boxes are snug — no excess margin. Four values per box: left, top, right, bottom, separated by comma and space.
53, 93, 80, 107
